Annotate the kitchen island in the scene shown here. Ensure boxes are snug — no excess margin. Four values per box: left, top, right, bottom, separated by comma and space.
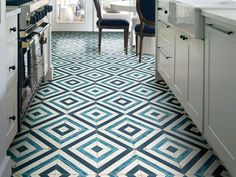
203, 9, 236, 177
155, 1, 236, 176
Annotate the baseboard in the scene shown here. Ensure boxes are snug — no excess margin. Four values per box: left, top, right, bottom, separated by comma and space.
0, 156, 13, 177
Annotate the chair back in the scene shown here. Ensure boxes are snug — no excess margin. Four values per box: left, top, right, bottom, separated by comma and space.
136, 0, 155, 26
93, 0, 102, 20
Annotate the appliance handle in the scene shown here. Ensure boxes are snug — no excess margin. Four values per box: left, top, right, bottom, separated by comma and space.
21, 38, 35, 49
32, 22, 50, 36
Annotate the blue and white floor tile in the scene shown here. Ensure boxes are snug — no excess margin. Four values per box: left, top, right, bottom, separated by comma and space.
8, 32, 230, 177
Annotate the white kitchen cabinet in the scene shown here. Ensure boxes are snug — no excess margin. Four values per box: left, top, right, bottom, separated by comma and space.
157, 24, 204, 132
204, 19, 236, 176
5, 13, 18, 149
173, 29, 204, 131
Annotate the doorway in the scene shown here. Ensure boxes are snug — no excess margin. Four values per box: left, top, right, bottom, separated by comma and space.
51, 0, 94, 31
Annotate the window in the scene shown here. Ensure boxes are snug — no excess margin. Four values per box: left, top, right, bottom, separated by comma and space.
56, 0, 86, 23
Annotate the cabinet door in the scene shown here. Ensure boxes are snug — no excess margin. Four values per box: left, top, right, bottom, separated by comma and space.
205, 24, 236, 176
188, 38, 204, 131
174, 31, 188, 102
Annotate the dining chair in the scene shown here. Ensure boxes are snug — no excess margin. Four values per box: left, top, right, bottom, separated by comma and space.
135, 0, 155, 62
93, 0, 129, 54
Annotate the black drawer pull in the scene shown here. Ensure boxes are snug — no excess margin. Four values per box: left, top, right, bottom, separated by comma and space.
180, 35, 187, 40
208, 24, 233, 36
9, 65, 16, 71
9, 116, 16, 120
166, 57, 171, 59
164, 10, 168, 14
10, 27, 17, 32
157, 7, 163, 11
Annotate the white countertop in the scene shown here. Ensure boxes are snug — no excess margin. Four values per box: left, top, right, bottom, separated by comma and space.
170, 0, 236, 9
202, 9, 236, 26
6, 7, 21, 18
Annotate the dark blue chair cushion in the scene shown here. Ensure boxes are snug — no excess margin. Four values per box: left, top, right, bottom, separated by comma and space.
97, 19, 129, 26
134, 24, 155, 33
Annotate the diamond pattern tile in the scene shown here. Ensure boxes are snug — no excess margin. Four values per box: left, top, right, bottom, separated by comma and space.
8, 32, 230, 177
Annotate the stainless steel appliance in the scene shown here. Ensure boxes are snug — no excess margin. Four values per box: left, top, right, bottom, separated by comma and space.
18, 0, 53, 130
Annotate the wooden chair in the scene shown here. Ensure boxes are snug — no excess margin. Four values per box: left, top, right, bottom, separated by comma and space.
135, 0, 155, 62
93, 0, 129, 54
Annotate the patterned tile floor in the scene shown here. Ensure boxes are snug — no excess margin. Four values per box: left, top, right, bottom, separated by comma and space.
8, 32, 230, 177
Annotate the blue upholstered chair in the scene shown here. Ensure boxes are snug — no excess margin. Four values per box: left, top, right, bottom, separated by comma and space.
93, 0, 129, 54
135, 0, 155, 62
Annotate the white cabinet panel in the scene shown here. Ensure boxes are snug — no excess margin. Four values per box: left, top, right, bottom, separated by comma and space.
188, 38, 204, 130
174, 31, 188, 101
205, 23, 236, 176
5, 40, 18, 149
6, 85, 17, 149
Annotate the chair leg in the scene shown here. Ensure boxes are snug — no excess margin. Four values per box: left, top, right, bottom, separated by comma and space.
98, 28, 102, 53
124, 27, 129, 55
135, 34, 138, 56
139, 35, 143, 63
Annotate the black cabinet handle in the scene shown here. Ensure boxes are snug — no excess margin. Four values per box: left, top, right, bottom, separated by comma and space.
180, 35, 187, 40
10, 27, 16, 32
157, 7, 163, 11
9, 116, 16, 120
9, 65, 16, 71
208, 24, 233, 35
164, 10, 168, 14
166, 25, 170, 28
182, 36, 188, 40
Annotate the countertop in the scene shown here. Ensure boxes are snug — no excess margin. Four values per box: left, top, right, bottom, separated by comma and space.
6, 7, 21, 18
170, 0, 236, 9
202, 9, 236, 26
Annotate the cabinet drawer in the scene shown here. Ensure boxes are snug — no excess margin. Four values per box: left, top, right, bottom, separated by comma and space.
158, 34, 174, 58
157, 0, 169, 20
6, 86, 17, 148
6, 40, 17, 79
157, 20, 175, 57
5, 15, 18, 44
158, 48, 174, 83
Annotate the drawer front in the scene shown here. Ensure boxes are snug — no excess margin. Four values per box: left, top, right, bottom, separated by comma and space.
157, 0, 169, 20
158, 35, 174, 58
158, 20, 175, 42
6, 40, 17, 79
157, 20, 175, 57
158, 48, 174, 83
5, 15, 18, 44
6, 85, 17, 148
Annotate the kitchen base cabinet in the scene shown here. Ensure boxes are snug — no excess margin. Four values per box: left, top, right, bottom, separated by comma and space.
5, 13, 18, 149
157, 27, 204, 132
204, 19, 236, 176
174, 30, 204, 131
